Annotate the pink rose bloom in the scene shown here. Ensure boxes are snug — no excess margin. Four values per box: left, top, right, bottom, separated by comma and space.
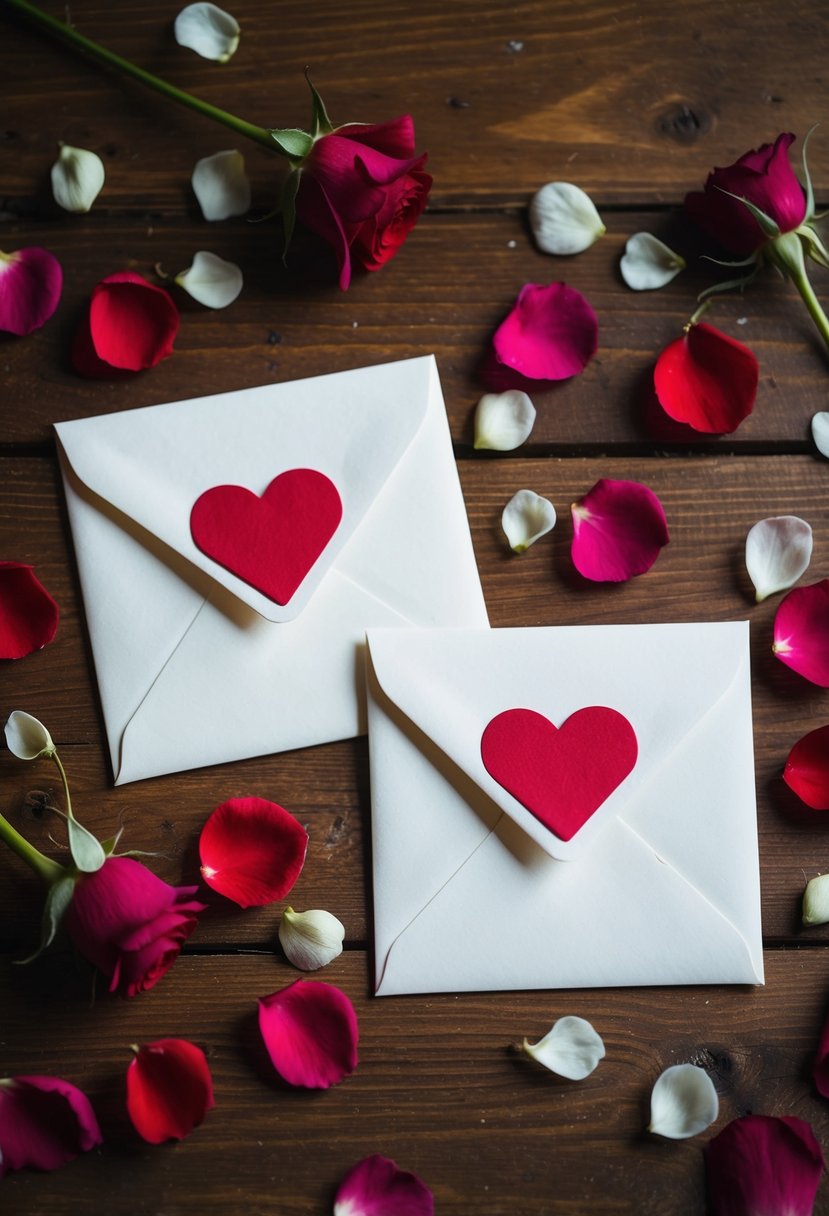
64, 856, 205, 997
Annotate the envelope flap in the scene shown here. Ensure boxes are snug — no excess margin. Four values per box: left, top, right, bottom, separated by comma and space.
366, 622, 750, 860
54, 357, 435, 622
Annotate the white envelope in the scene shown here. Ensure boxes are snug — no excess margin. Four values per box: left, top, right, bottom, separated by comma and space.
54, 357, 488, 784
366, 623, 764, 994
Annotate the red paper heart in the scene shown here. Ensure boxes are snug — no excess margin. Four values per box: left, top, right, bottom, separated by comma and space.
190, 469, 342, 606
481, 706, 638, 842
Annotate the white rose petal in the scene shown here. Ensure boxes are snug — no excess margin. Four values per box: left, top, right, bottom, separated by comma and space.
502, 490, 556, 553
523, 1016, 605, 1080
620, 232, 685, 290
174, 3, 240, 62
812, 411, 829, 457
279, 906, 345, 971
529, 182, 605, 255
803, 874, 829, 925
4, 710, 55, 761
745, 515, 812, 603
50, 144, 105, 213
175, 250, 243, 308
649, 1063, 719, 1139
192, 149, 251, 221
474, 390, 536, 450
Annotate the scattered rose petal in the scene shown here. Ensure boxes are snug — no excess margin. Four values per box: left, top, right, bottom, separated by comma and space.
773, 580, 829, 686
620, 232, 685, 290
502, 490, 556, 553
279, 906, 345, 971
126, 1038, 214, 1143
334, 1155, 434, 1216
522, 1015, 605, 1080
492, 282, 598, 382
745, 516, 812, 602
653, 322, 759, 434
649, 1063, 719, 1139
258, 979, 358, 1089
570, 478, 669, 582
174, 250, 243, 308
50, 144, 105, 213
199, 796, 308, 907
812, 412, 829, 458
706, 1115, 824, 1216
4, 710, 55, 761
814, 1007, 829, 1097
529, 182, 605, 255
192, 149, 251, 220
785, 727, 829, 811
0, 563, 59, 659
174, 2, 240, 61
473, 390, 536, 451
803, 874, 829, 926
71, 272, 179, 377
0, 247, 62, 336
0, 1075, 102, 1177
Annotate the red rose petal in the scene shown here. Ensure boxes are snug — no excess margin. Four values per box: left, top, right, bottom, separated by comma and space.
773, 580, 829, 686
199, 797, 308, 907
334, 1155, 434, 1216
784, 725, 829, 810
71, 271, 178, 377
126, 1039, 214, 1144
570, 478, 669, 582
0, 562, 59, 659
492, 282, 598, 382
258, 979, 358, 1089
0, 246, 62, 336
706, 1115, 824, 1216
0, 1075, 102, 1177
653, 322, 759, 434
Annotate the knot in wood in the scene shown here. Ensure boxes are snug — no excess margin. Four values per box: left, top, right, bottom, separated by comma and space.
655, 102, 711, 145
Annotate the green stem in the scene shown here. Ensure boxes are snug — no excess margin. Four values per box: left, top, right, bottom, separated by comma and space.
3, 0, 278, 153
767, 230, 829, 354
51, 750, 73, 820
0, 810, 64, 885
790, 261, 829, 351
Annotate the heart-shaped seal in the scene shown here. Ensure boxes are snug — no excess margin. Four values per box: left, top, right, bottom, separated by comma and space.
480, 706, 638, 842
190, 469, 342, 606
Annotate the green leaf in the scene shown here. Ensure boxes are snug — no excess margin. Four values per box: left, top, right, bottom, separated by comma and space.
16, 875, 76, 965
306, 73, 334, 138
278, 169, 301, 262
268, 127, 313, 162
67, 816, 106, 873
802, 124, 819, 220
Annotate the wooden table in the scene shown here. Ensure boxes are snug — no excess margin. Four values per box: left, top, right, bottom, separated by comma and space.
3, 2, 829, 1211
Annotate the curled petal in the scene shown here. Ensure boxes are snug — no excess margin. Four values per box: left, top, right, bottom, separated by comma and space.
192, 149, 251, 220
334, 1155, 434, 1216
174, 3, 240, 62
653, 322, 759, 434
529, 182, 605, 255
785, 727, 829, 811
812, 411, 829, 457
502, 490, 556, 553
71, 272, 179, 377
706, 1115, 824, 1216
0, 562, 59, 659
50, 145, 105, 213
473, 390, 536, 451
0, 247, 62, 336
492, 282, 598, 382
773, 580, 829, 686
126, 1039, 214, 1143
803, 874, 829, 926
175, 250, 243, 308
4, 710, 55, 760
0, 1075, 102, 1177
620, 232, 685, 290
746, 515, 812, 602
571, 478, 669, 582
522, 1016, 605, 1080
279, 906, 345, 971
649, 1063, 719, 1139
199, 797, 308, 907
258, 979, 358, 1089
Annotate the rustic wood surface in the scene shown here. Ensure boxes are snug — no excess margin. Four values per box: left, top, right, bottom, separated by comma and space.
2, 1, 829, 1212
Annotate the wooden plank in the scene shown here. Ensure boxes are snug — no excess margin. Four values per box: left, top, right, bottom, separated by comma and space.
1, 950, 828, 1215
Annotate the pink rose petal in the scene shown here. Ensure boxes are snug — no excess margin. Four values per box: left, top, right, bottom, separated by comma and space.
491, 282, 598, 382
0, 562, 59, 659
0, 1075, 102, 1177
570, 478, 669, 582
706, 1115, 824, 1216
258, 979, 358, 1089
0, 247, 62, 336
653, 322, 759, 434
773, 580, 829, 686
334, 1155, 434, 1216
199, 797, 309, 907
126, 1038, 214, 1144
784, 726, 829, 810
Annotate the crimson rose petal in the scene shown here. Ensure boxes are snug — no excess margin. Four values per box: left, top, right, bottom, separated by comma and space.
199, 796, 308, 907
0, 246, 62, 335
258, 979, 358, 1089
773, 580, 829, 686
334, 1155, 434, 1216
0, 562, 59, 659
0, 1075, 102, 1177
126, 1038, 214, 1144
570, 478, 669, 582
784, 725, 829, 810
492, 282, 598, 382
71, 271, 179, 377
653, 322, 759, 434
706, 1115, 824, 1216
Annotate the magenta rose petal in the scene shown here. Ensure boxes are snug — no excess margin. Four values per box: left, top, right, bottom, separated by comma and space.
773, 580, 829, 686
706, 1115, 824, 1216
0, 562, 59, 660
492, 282, 598, 382
126, 1039, 214, 1144
334, 1155, 434, 1216
570, 478, 669, 582
0, 246, 62, 336
653, 322, 759, 434
71, 271, 179, 377
199, 796, 309, 907
784, 725, 829, 810
258, 979, 358, 1089
0, 1075, 102, 1177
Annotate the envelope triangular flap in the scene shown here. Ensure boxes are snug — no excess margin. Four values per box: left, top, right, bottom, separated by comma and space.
366, 623, 749, 860
54, 358, 433, 623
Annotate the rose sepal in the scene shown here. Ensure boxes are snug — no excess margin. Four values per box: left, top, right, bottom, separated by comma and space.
268, 127, 314, 163
17, 873, 77, 965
